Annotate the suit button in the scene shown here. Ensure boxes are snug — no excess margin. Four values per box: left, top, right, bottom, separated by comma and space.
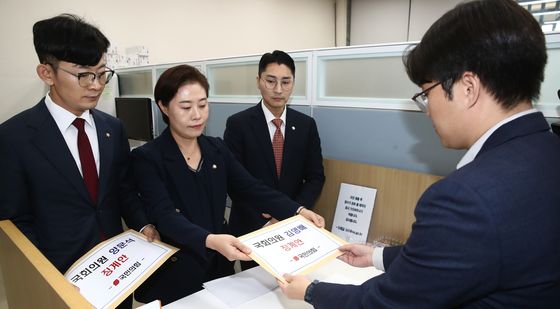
170, 256, 178, 262
175, 208, 181, 213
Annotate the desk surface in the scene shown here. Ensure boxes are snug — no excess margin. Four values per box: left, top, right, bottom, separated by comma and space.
164, 258, 382, 309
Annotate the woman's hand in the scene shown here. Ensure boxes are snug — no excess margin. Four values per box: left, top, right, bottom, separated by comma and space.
299, 208, 325, 228
205, 234, 252, 261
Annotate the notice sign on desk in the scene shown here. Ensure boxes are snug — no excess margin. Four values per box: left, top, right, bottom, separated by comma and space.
332, 183, 377, 243
238, 215, 346, 283
64, 230, 178, 309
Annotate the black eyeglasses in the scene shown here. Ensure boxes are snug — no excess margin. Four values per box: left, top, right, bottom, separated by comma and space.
260, 77, 294, 91
411, 82, 441, 113
57, 67, 115, 88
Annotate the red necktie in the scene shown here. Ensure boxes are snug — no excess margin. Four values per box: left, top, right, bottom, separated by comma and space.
272, 118, 284, 178
72, 118, 98, 203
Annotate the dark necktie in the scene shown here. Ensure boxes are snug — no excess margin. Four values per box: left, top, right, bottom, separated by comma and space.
272, 118, 284, 178
72, 118, 98, 203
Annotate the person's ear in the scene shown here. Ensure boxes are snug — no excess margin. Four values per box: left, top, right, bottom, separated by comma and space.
157, 101, 169, 117
460, 72, 480, 109
36, 64, 55, 86
256, 75, 260, 89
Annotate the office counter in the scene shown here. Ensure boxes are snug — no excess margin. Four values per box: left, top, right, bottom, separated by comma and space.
164, 258, 383, 309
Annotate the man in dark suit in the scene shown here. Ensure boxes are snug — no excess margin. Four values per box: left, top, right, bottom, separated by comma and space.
278, 0, 560, 307
224, 51, 325, 269
0, 14, 158, 307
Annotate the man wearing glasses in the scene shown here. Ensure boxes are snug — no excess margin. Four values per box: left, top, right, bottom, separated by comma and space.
224, 50, 325, 269
0, 14, 158, 307
278, 0, 560, 307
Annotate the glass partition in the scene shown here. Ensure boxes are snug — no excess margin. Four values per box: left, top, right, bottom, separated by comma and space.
206, 59, 307, 100
115, 35, 560, 117
117, 70, 153, 96
319, 55, 417, 99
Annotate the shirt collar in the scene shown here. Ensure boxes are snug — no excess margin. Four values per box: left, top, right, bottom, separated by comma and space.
261, 100, 286, 125
44, 92, 94, 131
456, 108, 538, 169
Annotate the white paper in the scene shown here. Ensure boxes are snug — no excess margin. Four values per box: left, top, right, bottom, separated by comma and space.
137, 300, 161, 309
64, 231, 177, 309
332, 183, 377, 243
203, 266, 278, 307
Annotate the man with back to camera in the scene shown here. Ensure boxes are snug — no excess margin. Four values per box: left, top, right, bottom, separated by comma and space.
0, 14, 159, 308
224, 50, 325, 269
278, 0, 560, 307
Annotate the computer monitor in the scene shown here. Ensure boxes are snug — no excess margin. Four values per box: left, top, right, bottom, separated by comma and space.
115, 97, 154, 141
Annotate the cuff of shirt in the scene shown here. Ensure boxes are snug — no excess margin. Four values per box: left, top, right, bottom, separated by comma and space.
372, 246, 385, 271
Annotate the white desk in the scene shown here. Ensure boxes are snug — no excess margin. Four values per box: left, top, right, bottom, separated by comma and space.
164, 259, 383, 309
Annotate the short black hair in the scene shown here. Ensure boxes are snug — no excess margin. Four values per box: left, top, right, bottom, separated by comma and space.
33, 13, 110, 66
258, 50, 295, 77
404, 0, 547, 109
154, 65, 210, 125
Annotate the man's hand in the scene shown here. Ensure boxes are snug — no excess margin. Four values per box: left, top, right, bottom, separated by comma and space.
299, 208, 325, 228
206, 234, 252, 261
141, 224, 160, 242
277, 273, 311, 300
262, 213, 279, 226
337, 243, 374, 267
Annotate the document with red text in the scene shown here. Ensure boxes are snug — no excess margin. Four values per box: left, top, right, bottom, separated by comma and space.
238, 215, 346, 283
64, 230, 177, 309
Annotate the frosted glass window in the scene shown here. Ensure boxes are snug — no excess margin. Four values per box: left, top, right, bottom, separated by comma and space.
320, 56, 418, 99
293, 61, 307, 97
209, 63, 260, 96
117, 71, 153, 96
208, 61, 306, 97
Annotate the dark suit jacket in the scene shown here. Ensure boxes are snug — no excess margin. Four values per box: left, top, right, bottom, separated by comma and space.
312, 112, 560, 308
224, 103, 325, 236
131, 129, 300, 304
0, 99, 148, 272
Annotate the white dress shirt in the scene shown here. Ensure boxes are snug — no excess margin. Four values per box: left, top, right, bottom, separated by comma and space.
261, 100, 286, 142
44, 92, 100, 175
371, 108, 539, 271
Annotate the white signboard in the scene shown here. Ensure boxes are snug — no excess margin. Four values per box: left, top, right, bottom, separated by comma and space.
331, 183, 377, 243
238, 215, 345, 283
65, 230, 177, 309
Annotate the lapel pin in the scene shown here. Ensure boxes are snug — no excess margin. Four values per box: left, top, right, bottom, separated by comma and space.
292, 126, 295, 131
105, 132, 111, 138
212, 164, 217, 169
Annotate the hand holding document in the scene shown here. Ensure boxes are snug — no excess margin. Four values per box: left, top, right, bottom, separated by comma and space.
238, 215, 346, 283
205, 234, 252, 261
64, 230, 177, 309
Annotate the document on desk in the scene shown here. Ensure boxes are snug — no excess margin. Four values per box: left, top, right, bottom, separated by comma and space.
238, 215, 346, 283
64, 230, 178, 309
203, 266, 278, 307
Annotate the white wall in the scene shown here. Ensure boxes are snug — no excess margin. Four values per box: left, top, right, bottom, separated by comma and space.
351, 0, 410, 44
0, 0, 336, 123
350, 0, 464, 45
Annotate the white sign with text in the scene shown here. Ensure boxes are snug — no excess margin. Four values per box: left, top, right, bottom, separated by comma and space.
331, 183, 377, 243
64, 230, 177, 309
239, 216, 345, 283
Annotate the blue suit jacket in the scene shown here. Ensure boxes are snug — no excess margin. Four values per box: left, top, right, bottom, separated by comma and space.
0, 99, 148, 272
224, 103, 325, 236
131, 129, 300, 304
312, 112, 560, 308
